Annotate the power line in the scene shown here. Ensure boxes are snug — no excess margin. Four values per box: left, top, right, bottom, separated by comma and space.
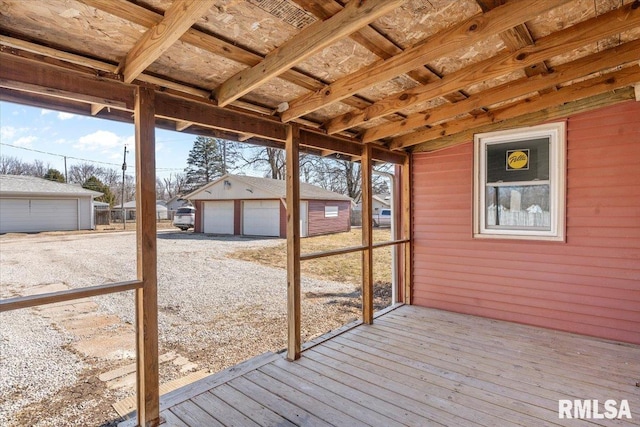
0, 142, 184, 171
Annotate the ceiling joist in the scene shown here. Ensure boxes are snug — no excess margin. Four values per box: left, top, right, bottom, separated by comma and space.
413, 88, 636, 153
215, 0, 404, 107
326, 2, 640, 136
391, 65, 640, 150
363, 38, 640, 143
118, 0, 215, 83
279, 0, 572, 122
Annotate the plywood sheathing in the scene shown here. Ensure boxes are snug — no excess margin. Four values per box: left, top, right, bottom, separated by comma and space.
0, 1, 142, 64
370, 0, 481, 48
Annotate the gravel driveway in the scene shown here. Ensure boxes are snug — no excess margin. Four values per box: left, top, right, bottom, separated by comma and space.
0, 231, 361, 426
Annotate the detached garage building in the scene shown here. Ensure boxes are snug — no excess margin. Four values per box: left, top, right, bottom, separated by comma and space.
186, 174, 351, 238
0, 175, 102, 233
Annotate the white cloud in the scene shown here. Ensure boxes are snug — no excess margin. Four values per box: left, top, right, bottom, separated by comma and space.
1, 125, 17, 140
73, 131, 135, 166
40, 109, 53, 116
13, 136, 37, 147
57, 112, 75, 120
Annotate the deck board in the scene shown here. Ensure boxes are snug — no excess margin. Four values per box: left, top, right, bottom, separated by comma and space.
120, 305, 640, 426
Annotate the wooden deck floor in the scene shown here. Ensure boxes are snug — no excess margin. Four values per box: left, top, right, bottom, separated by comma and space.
121, 305, 640, 426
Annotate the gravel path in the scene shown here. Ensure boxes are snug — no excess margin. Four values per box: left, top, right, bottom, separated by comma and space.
0, 231, 361, 426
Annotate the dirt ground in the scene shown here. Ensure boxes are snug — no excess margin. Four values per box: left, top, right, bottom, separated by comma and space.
0, 229, 393, 426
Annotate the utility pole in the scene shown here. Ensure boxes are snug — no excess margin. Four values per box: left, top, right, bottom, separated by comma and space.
122, 145, 129, 230
63, 156, 68, 183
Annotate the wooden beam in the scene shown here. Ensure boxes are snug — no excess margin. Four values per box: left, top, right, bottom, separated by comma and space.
286, 125, 301, 361
216, 0, 404, 107
0, 280, 142, 312
0, 52, 135, 110
238, 133, 255, 142
175, 120, 192, 132
77, 0, 390, 115
475, 0, 550, 79
154, 92, 288, 142
134, 86, 160, 427
635, 84, 640, 102
361, 143, 374, 325
91, 103, 106, 116
291, 0, 468, 102
392, 65, 640, 150
119, 0, 214, 83
412, 88, 636, 153
299, 129, 362, 158
401, 157, 411, 304
325, 2, 640, 134
280, 0, 571, 122
363, 38, 640, 142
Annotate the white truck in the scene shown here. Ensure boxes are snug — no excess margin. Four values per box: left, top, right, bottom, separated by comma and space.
373, 208, 391, 227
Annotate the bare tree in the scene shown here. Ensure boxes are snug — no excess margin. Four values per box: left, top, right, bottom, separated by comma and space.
162, 173, 188, 199
0, 156, 52, 177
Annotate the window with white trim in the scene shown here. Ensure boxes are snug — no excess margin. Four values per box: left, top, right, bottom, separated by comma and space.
473, 122, 566, 241
324, 206, 339, 218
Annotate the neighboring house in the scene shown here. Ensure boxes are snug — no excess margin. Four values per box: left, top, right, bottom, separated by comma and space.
166, 195, 189, 212
185, 174, 351, 237
355, 194, 390, 213
0, 174, 102, 233
115, 200, 169, 220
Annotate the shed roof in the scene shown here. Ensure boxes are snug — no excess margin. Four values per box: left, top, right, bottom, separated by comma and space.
0, 175, 102, 197
186, 174, 352, 201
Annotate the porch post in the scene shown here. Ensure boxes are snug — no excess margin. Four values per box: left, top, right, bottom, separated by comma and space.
401, 156, 412, 304
361, 144, 374, 324
134, 86, 160, 426
286, 124, 301, 360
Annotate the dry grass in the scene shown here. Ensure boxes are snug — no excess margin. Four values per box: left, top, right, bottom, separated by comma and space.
229, 229, 393, 286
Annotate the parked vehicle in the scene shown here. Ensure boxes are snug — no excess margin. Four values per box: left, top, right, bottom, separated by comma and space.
373, 208, 391, 227
173, 206, 195, 231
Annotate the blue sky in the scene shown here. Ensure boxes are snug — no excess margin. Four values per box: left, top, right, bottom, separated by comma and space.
0, 101, 198, 179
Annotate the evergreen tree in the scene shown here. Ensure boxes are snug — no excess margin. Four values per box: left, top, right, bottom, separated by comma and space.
44, 168, 65, 183
83, 175, 116, 206
184, 137, 236, 191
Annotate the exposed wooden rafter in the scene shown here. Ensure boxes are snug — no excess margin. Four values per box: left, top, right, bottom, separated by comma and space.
280, 0, 572, 122
391, 65, 640, 150
118, 0, 215, 83
215, 0, 404, 107
413, 87, 636, 153
362, 38, 640, 143
326, 2, 640, 136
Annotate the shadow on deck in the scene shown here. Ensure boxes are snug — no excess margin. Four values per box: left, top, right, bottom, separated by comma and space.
119, 305, 640, 426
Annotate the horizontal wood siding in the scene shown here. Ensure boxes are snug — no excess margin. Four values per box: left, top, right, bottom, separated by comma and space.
412, 100, 640, 344
307, 200, 351, 237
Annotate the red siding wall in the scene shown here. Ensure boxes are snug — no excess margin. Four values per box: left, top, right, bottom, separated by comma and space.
307, 200, 351, 237
412, 100, 640, 344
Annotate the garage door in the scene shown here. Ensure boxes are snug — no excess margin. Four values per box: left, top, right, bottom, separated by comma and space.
0, 198, 78, 233
243, 200, 280, 236
203, 201, 234, 234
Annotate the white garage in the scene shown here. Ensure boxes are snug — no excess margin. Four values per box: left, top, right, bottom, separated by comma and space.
186, 174, 351, 238
202, 200, 234, 234
242, 200, 280, 236
0, 175, 102, 234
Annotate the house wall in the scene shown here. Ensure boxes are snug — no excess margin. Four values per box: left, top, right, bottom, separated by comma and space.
411, 100, 640, 344
307, 200, 351, 237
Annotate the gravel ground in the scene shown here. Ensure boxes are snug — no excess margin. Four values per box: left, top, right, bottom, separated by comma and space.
0, 230, 363, 426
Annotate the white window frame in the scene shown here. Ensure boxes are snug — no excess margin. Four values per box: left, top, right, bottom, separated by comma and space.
473, 122, 566, 241
324, 205, 339, 218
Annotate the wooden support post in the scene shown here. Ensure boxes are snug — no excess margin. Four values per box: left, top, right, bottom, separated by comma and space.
286, 124, 301, 361
134, 86, 160, 427
401, 156, 412, 305
361, 144, 374, 324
